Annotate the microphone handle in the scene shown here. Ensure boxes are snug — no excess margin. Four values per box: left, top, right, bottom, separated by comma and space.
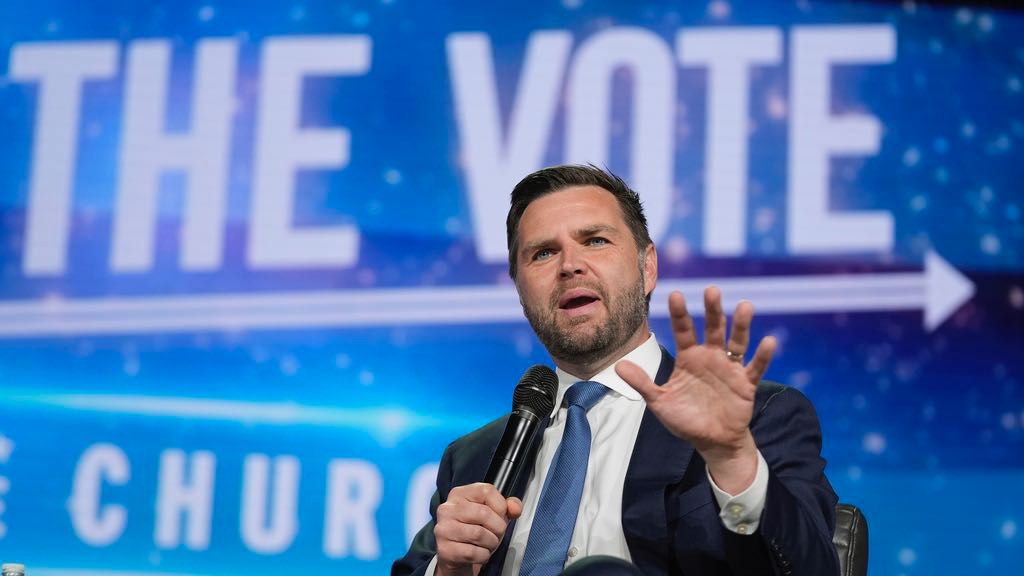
484, 408, 544, 495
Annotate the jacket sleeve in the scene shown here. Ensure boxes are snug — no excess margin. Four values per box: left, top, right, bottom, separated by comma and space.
391, 416, 512, 576
391, 444, 454, 576
725, 384, 840, 576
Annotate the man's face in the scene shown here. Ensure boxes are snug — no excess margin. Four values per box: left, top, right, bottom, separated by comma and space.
513, 185, 657, 369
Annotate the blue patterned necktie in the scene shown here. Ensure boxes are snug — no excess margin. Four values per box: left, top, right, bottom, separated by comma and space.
518, 380, 608, 576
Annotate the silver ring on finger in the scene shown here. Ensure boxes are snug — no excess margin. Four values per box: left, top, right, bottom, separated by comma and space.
725, 349, 744, 363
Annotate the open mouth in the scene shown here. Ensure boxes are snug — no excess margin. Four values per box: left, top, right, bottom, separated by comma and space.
561, 295, 599, 310
558, 288, 602, 312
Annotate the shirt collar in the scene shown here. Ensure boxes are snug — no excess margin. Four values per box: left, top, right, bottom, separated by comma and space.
551, 333, 661, 415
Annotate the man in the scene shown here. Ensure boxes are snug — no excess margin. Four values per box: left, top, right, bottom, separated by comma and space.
394, 165, 838, 575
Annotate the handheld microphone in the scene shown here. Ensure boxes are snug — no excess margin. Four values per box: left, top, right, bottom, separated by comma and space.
484, 364, 558, 496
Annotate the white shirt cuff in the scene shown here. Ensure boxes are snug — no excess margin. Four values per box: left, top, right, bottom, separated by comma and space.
706, 450, 769, 535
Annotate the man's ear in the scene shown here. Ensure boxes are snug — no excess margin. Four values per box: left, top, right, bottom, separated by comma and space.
643, 243, 657, 297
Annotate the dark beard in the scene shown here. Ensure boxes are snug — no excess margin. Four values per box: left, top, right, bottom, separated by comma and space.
523, 275, 648, 368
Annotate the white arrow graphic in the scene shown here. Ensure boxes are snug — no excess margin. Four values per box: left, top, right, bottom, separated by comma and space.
0, 250, 973, 338
655, 250, 975, 332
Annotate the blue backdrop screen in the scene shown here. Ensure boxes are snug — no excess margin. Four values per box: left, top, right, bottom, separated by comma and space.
0, 1, 1021, 574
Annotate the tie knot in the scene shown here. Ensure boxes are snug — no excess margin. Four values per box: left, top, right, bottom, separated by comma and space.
565, 380, 607, 412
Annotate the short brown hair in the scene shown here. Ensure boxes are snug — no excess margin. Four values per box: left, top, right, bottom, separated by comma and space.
505, 164, 652, 280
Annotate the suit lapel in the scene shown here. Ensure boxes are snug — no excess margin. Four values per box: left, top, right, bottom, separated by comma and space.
621, 348, 694, 575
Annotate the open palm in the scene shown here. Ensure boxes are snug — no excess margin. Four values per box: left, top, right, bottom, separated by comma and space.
616, 287, 776, 470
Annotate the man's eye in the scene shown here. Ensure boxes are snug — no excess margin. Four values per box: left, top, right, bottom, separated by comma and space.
534, 249, 553, 261
587, 237, 609, 246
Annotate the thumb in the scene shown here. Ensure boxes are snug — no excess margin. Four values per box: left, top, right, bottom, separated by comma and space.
506, 497, 523, 520
615, 360, 659, 403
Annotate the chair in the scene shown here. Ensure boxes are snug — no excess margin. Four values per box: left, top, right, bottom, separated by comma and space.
833, 503, 869, 576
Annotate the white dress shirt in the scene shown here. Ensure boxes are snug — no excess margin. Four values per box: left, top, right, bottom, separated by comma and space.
428, 334, 768, 575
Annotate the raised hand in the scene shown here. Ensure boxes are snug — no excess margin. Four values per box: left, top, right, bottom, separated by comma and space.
434, 483, 523, 576
615, 286, 776, 494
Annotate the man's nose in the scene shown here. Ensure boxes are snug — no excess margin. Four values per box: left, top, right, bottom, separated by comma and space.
558, 245, 586, 278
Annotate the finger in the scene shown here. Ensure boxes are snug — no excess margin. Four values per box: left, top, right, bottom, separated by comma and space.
715, 355, 757, 403
435, 518, 502, 551
436, 538, 496, 565
668, 291, 698, 350
435, 484, 515, 568
441, 486, 509, 537
703, 285, 726, 349
615, 359, 660, 403
455, 482, 509, 518
727, 300, 754, 357
745, 335, 777, 383
474, 482, 511, 518
506, 497, 523, 520
701, 346, 749, 396
446, 501, 508, 537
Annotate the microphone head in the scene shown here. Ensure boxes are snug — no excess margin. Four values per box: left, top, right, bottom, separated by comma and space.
512, 364, 558, 417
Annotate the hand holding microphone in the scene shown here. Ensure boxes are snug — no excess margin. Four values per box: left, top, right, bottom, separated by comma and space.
434, 365, 557, 576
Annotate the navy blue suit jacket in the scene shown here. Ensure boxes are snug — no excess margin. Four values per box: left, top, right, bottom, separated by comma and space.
393, 349, 839, 575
